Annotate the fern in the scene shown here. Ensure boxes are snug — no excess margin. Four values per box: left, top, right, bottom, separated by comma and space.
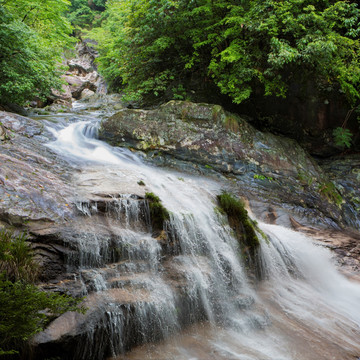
333, 127, 353, 148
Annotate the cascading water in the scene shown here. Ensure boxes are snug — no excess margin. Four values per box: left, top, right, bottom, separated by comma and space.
40, 107, 360, 360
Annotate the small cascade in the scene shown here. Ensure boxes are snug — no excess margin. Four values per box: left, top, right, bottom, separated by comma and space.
82, 122, 99, 139
33, 113, 360, 360
259, 223, 360, 325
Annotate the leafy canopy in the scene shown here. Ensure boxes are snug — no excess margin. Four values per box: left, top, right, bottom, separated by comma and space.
92, 0, 360, 108
0, 0, 73, 105
67, 0, 107, 30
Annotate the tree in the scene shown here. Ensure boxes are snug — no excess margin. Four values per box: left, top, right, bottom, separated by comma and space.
92, 0, 360, 107
90, 0, 201, 100
67, 0, 107, 30
0, 0, 73, 105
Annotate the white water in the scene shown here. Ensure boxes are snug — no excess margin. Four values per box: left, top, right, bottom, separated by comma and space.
44, 109, 360, 359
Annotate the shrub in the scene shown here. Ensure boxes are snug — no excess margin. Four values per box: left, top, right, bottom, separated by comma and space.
0, 229, 86, 355
0, 230, 39, 283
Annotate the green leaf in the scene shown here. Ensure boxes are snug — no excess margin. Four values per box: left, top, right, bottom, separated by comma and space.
332, 127, 353, 148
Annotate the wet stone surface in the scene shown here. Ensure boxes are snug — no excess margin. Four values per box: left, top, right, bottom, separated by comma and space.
1, 101, 360, 360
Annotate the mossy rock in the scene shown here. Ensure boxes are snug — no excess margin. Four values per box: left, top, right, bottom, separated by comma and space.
145, 192, 170, 232
217, 192, 260, 259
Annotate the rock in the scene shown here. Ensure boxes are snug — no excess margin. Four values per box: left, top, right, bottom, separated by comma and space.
68, 58, 94, 75
62, 75, 87, 100
0, 111, 75, 226
83, 71, 99, 83
51, 84, 72, 104
0, 122, 8, 141
45, 40, 106, 109
319, 154, 360, 230
61, 75, 97, 100
67, 41, 98, 76
1, 104, 358, 360
80, 89, 95, 100
99, 100, 360, 231
100, 101, 312, 176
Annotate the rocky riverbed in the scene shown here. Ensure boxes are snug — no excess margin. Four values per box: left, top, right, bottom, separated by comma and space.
1, 99, 360, 359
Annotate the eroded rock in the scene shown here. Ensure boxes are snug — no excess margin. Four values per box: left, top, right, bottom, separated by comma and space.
0, 111, 74, 225
99, 100, 360, 231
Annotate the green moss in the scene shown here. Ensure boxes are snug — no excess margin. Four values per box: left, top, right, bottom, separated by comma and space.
217, 192, 260, 253
211, 105, 223, 121
254, 174, 274, 181
137, 180, 145, 186
297, 170, 315, 186
224, 115, 240, 133
145, 192, 160, 202
145, 192, 170, 231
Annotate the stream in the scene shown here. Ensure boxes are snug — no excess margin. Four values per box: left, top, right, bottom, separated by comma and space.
35, 104, 360, 360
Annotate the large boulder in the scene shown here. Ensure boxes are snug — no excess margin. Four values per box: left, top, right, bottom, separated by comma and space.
99, 100, 360, 231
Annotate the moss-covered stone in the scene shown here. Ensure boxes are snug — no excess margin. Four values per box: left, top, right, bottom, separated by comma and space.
217, 192, 260, 260
145, 192, 170, 232
98, 101, 360, 231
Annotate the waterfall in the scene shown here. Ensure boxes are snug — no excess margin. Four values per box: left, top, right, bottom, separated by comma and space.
39, 109, 360, 360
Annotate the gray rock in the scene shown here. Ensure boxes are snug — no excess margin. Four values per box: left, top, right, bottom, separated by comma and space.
99, 100, 360, 231
0, 111, 75, 226
80, 88, 95, 100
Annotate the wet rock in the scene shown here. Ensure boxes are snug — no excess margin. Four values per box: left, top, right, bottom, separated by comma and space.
319, 154, 360, 230
99, 100, 360, 231
100, 101, 318, 177
0, 122, 8, 141
0, 111, 75, 226
289, 218, 360, 280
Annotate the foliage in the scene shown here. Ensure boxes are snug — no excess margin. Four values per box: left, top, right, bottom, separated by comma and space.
332, 127, 353, 148
0, 230, 86, 355
298, 170, 315, 186
0, 276, 85, 355
88, 0, 198, 97
317, 181, 343, 206
145, 192, 170, 231
0, 229, 38, 283
253, 174, 274, 181
91, 0, 360, 108
67, 0, 106, 30
0, 0, 73, 105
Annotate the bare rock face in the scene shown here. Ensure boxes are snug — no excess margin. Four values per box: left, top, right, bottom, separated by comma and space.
50, 41, 105, 107
0, 111, 74, 225
0, 110, 77, 281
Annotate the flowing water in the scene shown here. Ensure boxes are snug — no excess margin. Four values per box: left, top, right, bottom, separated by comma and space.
40, 105, 360, 359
